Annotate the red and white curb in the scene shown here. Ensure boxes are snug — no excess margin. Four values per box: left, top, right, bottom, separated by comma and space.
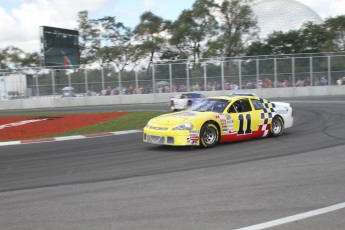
0, 130, 143, 147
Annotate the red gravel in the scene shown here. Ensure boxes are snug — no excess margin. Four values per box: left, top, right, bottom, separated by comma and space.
0, 112, 129, 141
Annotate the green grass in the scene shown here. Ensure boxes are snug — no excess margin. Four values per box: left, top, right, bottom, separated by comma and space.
49, 111, 167, 137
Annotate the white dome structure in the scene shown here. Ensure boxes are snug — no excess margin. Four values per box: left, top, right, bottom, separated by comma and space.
251, 0, 323, 38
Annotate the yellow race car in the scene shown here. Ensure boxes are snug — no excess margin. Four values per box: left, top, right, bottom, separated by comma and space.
143, 94, 293, 148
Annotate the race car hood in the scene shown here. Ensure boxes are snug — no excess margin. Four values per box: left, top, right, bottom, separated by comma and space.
148, 111, 213, 127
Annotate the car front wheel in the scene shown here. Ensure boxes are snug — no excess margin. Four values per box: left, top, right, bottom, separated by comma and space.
200, 123, 219, 148
270, 116, 284, 137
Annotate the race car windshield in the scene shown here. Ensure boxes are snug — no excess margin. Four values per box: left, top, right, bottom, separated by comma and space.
188, 99, 230, 113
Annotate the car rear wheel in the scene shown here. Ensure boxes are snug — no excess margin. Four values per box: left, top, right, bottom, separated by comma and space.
270, 116, 284, 137
200, 123, 219, 148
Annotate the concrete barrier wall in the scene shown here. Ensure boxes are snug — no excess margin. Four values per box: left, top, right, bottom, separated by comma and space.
1, 86, 344, 110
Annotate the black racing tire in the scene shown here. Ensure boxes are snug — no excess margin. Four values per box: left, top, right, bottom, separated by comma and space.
187, 100, 192, 107
270, 116, 284, 137
200, 122, 219, 148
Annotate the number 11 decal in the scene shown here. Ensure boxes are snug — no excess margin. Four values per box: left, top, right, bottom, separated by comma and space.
238, 114, 252, 135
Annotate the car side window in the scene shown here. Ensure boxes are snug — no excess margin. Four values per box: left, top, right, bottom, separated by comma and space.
228, 104, 236, 113
241, 99, 252, 112
228, 99, 252, 113
251, 99, 264, 110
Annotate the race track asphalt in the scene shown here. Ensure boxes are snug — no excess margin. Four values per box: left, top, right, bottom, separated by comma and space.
0, 95, 344, 230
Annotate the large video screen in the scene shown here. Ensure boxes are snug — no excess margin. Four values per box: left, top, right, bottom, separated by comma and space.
41, 26, 80, 69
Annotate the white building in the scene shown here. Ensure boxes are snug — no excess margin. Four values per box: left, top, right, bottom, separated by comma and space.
0, 74, 27, 101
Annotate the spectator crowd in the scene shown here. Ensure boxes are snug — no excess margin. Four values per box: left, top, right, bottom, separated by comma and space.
91, 75, 345, 96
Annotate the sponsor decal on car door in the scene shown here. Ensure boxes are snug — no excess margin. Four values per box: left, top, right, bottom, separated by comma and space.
219, 99, 263, 142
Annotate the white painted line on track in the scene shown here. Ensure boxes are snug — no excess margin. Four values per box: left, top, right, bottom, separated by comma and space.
0, 130, 143, 147
236, 202, 345, 230
55, 135, 85, 141
111, 130, 142, 135
0, 141, 21, 146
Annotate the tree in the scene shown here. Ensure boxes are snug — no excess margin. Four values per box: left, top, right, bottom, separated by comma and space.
20, 52, 40, 67
0, 46, 40, 69
96, 16, 141, 71
205, 0, 258, 58
324, 15, 345, 51
273, 31, 302, 54
299, 22, 329, 53
0, 48, 8, 69
170, 0, 218, 61
77, 11, 101, 64
134, 11, 171, 69
246, 22, 329, 56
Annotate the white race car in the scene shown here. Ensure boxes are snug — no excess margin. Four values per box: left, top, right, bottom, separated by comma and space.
170, 93, 206, 111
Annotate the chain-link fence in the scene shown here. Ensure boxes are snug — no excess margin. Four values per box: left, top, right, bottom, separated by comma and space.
1, 53, 345, 100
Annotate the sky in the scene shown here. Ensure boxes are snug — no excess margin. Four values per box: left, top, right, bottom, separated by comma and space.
0, 0, 344, 53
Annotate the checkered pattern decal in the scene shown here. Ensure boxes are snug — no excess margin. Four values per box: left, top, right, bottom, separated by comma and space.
259, 98, 276, 137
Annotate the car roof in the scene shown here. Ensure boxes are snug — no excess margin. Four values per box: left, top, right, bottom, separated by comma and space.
208, 95, 260, 101
183, 93, 203, 95
231, 92, 257, 96
182, 93, 205, 98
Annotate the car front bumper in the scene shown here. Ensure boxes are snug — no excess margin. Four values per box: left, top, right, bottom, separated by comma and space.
143, 128, 200, 146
